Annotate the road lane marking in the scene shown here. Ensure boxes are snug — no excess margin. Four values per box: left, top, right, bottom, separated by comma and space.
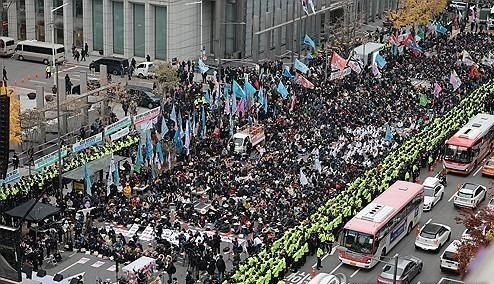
330, 247, 336, 255
56, 261, 80, 274
29, 80, 47, 85
350, 268, 360, 278
68, 252, 77, 257
425, 218, 432, 225
473, 166, 482, 176
329, 262, 343, 275
437, 277, 464, 284
311, 253, 330, 268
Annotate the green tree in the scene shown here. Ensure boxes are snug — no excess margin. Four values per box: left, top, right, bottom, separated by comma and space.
154, 62, 179, 96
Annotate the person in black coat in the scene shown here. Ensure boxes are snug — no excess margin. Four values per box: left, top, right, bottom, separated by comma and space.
207, 259, 216, 278
215, 255, 226, 281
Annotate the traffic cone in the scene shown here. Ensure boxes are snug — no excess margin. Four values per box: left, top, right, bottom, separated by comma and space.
311, 267, 317, 278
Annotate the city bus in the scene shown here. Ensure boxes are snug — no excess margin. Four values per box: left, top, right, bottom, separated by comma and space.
0, 37, 15, 56
443, 113, 494, 174
14, 40, 65, 65
338, 181, 424, 269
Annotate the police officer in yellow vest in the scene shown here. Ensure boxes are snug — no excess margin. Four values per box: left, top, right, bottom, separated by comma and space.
316, 246, 324, 270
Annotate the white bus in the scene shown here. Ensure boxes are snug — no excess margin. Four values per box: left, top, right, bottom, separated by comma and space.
14, 40, 65, 64
0, 37, 15, 56
338, 181, 424, 269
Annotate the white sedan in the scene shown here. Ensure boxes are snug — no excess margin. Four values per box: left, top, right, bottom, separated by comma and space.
423, 177, 445, 211
415, 223, 451, 252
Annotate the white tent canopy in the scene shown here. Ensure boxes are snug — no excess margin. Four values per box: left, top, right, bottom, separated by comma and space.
353, 42, 384, 67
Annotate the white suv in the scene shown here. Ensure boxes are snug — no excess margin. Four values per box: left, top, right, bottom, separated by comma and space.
453, 183, 487, 209
415, 223, 451, 252
440, 240, 461, 273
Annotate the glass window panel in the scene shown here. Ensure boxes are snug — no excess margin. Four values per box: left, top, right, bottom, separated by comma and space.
92, 0, 103, 51
17, 0, 26, 40
155, 6, 167, 60
54, 0, 64, 44
113, 1, 124, 54
133, 4, 145, 57
35, 0, 44, 41
74, 0, 84, 47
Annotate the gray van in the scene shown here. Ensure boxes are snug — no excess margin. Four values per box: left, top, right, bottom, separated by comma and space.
90, 57, 129, 75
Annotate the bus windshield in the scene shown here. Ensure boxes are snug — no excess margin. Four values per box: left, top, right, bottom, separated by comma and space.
341, 229, 375, 254
444, 144, 473, 163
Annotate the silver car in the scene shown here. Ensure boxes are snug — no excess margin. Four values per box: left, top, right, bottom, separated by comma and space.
377, 256, 423, 284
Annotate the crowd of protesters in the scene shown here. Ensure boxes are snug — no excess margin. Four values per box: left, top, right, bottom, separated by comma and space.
8, 13, 494, 284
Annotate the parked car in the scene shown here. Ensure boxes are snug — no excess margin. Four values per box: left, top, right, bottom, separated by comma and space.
422, 177, 445, 211
461, 225, 488, 242
134, 62, 155, 78
90, 57, 129, 75
377, 256, 423, 284
440, 240, 461, 273
127, 86, 161, 109
453, 183, 487, 209
482, 156, 494, 177
415, 223, 451, 252
488, 197, 494, 211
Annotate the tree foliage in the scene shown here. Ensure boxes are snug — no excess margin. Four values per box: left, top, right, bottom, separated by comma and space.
4, 87, 22, 144
386, 0, 448, 28
455, 207, 494, 277
154, 62, 179, 96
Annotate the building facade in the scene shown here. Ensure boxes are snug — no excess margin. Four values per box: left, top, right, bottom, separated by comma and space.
1, 0, 396, 62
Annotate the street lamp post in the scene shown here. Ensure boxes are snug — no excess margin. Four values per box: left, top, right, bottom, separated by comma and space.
51, 2, 68, 197
185, 0, 203, 58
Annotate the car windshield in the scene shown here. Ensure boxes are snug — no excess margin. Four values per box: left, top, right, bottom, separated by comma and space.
419, 231, 437, 239
234, 138, 244, 146
444, 144, 473, 163
424, 188, 435, 197
457, 191, 473, 198
443, 251, 458, 261
382, 264, 404, 277
340, 229, 374, 254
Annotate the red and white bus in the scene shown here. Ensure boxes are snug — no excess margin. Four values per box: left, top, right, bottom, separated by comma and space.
338, 181, 424, 269
443, 113, 494, 174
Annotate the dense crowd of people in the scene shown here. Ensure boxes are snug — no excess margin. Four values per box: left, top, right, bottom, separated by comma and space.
7, 11, 494, 284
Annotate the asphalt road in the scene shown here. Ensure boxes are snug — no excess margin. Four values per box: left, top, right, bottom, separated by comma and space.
285, 161, 494, 284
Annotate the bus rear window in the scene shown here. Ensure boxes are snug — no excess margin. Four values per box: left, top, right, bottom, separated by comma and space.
6, 40, 14, 46
56, 47, 65, 54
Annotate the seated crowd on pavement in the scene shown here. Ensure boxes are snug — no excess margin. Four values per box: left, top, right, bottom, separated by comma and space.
6, 16, 494, 284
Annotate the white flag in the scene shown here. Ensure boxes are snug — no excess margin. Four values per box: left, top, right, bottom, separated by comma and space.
300, 168, 309, 186
107, 154, 114, 196
449, 70, 462, 91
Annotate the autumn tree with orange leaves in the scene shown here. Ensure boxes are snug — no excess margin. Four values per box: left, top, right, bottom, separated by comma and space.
1, 87, 22, 145
455, 207, 494, 277
386, 0, 448, 28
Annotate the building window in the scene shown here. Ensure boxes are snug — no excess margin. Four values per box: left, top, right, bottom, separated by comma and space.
74, 0, 84, 47
113, 1, 124, 54
155, 6, 167, 60
54, 0, 64, 44
35, 0, 44, 41
225, 2, 236, 54
133, 4, 145, 57
17, 0, 27, 40
92, 0, 103, 51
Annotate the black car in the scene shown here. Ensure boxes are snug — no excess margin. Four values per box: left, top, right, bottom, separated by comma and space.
90, 57, 129, 75
127, 86, 161, 109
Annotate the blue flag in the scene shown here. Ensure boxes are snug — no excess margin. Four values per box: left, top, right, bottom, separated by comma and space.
170, 104, 177, 128
112, 157, 120, 187
135, 143, 143, 173
174, 128, 184, 152
201, 106, 207, 139
233, 80, 246, 100
283, 66, 295, 80
203, 90, 212, 105
304, 34, 316, 49
294, 59, 309, 74
409, 42, 422, 53
160, 116, 169, 135
436, 23, 447, 35
306, 53, 313, 60
263, 93, 268, 113
83, 163, 92, 196
198, 59, 209, 74
385, 125, 393, 142
177, 110, 183, 137
277, 81, 289, 99
244, 81, 257, 99
145, 131, 153, 160
375, 54, 387, 69
223, 83, 231, 99
156, 140, 164, 163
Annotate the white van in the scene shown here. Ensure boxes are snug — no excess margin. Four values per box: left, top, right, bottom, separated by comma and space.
440, 240, 461, 273
134, 62, 155, 78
